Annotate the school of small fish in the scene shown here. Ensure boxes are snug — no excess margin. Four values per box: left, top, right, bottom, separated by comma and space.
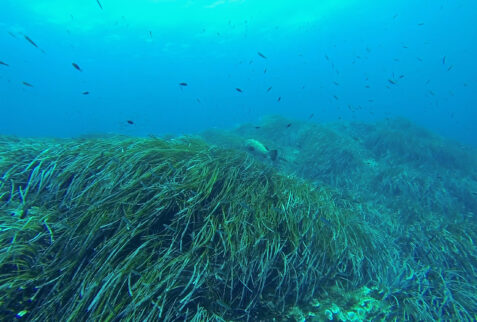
0, 7, 465, 126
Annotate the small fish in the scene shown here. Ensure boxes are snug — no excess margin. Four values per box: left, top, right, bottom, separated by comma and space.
149, 31, 152, 38
309, 113, 314, 119
264, 68, 267, 74
126, 120, 134, 125
333, 95, 339, 100
277, 96, 281, 102
365, 85, 371, 88
416, 57, 423, 62
428, 90, 435, 96
399, 75, 405, 79
267, 86, 272, 92
442, 56, 446, 64
447, 65, 453, 71
72, 63, 82, 71
96, 0, 103, 10
388, 79, 396, 85
368, 99, 374, 102
196, 98, 201, 103
324, 54, 330, 61
235, 88, 243, 93
0, 61, 8, 66
417, 22, 425, 26
286, 123, 292, 128
22, 81, 33, 87
24, 35, 39, 48
333, 81, 339, 86
257, 51, 267, 59
82, 91, 90, 95
179, 82, 188, 86
254, 126, 261, 129
7, 31, 16, 38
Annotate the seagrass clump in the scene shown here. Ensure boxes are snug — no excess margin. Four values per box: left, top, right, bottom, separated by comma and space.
0, 135, 380, 321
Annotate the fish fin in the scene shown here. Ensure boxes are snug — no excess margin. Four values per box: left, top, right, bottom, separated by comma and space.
269, 150, 278, 161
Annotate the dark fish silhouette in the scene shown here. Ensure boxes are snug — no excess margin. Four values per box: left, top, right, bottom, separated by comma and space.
96, 0, 103, 9
286, 123, 292, 128
257, 51, 267, 59
179, 82, 188, 86
277, 96, 281, 102
442, 56, 446, 64
388, 79, 396, 85
0, 61, 8, 66
127, 120, 134, 125
267, 86, 272, 92
72, 63, 82, 71
8, 31, 16, 38
22, 81, 33, 87
24, 35, 41, 49
447, 65, 453, 71
82, 91, 90, 95
236, 88, 243, 93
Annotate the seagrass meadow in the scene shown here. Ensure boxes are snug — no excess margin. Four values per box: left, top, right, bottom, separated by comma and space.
0, 134, 388, 321
0, 117, 476, 321
202, 116, 477, 321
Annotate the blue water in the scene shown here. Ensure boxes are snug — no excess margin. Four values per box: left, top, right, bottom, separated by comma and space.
1, 0, 476, 146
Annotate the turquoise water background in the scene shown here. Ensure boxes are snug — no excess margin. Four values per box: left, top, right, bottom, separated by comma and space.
1, 0, 476, 145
